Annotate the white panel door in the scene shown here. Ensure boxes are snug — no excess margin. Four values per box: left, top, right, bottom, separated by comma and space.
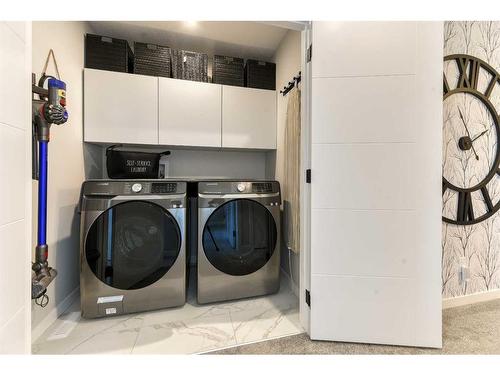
159, 78, 222, 147
308, 22, 442, 348
222, 86, 276, 149
84, 68, 158, 144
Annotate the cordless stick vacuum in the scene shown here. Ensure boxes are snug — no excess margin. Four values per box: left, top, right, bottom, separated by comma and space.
31, 62, 68, 304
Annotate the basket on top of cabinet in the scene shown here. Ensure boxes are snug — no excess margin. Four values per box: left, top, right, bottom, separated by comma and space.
171, 49, 208, 82
212, 55, 245, 87
85, 34, 134, 73
133, 42, 172, 78
245, 59, 276, 90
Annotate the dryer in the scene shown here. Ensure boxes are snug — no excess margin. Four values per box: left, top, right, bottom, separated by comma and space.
197, 180, 281, 304
80, 180, 186, 318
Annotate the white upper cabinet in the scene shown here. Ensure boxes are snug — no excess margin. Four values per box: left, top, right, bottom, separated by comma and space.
159, 78, 222, 147
83, 69, 276, 149
222, 86, 276, 149
84, 69, 158, 145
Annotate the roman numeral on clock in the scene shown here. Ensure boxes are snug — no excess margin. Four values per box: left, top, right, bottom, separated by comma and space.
484, 74, 499, 98
481, 186, 494, 212
456, 56, 480, 90
457, 191, 474, 223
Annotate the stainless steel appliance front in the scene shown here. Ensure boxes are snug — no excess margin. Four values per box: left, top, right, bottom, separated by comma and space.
79, 180, 187, 318
197, 181, 281, 304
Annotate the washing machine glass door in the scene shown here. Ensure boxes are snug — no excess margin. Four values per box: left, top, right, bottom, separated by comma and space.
202, 198, 277, 276
85, 201, 181, 290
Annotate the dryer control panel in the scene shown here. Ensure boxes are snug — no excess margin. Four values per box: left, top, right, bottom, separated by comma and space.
82, 180, 187, 196
198, 180, 280, 195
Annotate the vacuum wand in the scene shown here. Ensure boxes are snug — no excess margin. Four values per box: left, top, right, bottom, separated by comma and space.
31, 76, 68, 302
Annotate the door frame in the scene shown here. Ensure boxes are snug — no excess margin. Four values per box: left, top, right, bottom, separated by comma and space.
299, 23, 312, 335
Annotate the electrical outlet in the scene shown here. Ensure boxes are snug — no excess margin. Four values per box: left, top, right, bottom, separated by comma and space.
459, 264, 470, 285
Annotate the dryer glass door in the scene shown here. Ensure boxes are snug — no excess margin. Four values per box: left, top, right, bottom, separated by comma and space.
85, 201, 181, 290
202, 198, 277, 276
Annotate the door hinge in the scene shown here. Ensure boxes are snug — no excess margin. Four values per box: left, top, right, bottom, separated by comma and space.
306, 44, 312, 63
306, 169, 311, 183
305, 289, 311, 307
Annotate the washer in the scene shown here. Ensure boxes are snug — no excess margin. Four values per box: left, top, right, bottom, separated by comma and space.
197, 180, 281, 304
79, 180, 186, 318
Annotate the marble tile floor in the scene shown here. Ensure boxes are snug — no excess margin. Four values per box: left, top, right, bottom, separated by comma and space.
32, 276, 302, 355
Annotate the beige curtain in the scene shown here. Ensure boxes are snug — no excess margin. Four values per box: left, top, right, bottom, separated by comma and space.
283, 87, 301, 254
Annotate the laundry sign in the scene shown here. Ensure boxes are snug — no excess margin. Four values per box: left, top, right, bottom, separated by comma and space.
126, 159, 152, 173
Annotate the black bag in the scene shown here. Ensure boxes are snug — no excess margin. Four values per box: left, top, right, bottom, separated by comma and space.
106, 145, 170, 179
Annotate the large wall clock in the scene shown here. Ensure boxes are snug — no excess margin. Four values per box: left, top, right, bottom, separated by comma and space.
443, 54, 500, 225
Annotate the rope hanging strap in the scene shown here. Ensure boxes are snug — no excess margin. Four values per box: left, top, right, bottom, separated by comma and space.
41, 49, 61, 80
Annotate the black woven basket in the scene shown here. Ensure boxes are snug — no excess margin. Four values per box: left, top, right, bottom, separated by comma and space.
245, 59, 276, 90
134, 42, 171, 78
171, 49, 208, 82
85, 34, 134, 73
106, 145, 171, 179
212, 55, 244, 87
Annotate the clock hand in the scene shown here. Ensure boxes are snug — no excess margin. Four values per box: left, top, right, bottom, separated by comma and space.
458, 107, 479, 160
471, 129, 489, 143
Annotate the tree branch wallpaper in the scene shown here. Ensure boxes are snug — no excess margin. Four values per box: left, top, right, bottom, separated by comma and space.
443, 21, 500, 297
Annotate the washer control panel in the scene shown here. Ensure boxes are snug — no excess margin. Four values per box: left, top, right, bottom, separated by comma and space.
82, 180, 186, 196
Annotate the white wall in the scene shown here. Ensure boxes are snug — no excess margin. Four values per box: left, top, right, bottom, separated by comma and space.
442, 21, 500, 300
272, 30, 302, 295
31, 21, 93, 341
0, 21, 31, 354
309, 22, 442, 347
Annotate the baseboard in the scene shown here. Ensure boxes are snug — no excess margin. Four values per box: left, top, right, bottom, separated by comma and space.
280, 267, 299, 297
31, 287, 80, 343
442, 289, 500, 309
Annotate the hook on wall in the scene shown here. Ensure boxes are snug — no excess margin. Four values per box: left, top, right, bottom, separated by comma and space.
279, 71, 302, 96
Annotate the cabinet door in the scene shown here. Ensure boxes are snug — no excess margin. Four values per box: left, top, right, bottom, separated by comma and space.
159, 78, 222, 147
84, 69, 158, 144
222, 86, 276, 149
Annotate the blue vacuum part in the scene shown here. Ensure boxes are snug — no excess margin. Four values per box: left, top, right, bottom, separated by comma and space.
37, 140, 48, 246
48, 77, 66, 90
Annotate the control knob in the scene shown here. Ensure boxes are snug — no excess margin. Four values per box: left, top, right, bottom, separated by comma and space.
131, 183, 143, 193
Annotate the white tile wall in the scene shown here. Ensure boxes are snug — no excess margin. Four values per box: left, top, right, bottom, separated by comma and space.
0, 125, 27, 226
0, 21, 30, 354
0, 221, 27, 329
0, 22, 27, 131
0, 307, 27, 354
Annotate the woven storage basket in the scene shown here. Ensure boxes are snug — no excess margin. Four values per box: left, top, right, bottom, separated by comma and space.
245, 59, 276, 90
134, 42, 171, 78
85, 34, 134, 73
212, 55, 244, 87
171, 49, 208, 82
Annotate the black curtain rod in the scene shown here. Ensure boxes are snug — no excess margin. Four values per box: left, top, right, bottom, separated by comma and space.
280, 71, 301, 96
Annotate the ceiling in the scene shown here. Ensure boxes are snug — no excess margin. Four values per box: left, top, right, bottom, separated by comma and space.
88, 21, 299, 60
